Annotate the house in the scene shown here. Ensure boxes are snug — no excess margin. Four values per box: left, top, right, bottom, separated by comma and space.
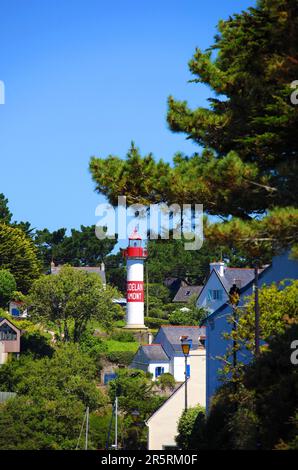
203, 251, 298, 409
9, 300, 25, 317
173, 285, 203, 304
196, 261, 264, 314
130, 325, 206, 381
145, 327, 206, 450
0, 317, 21, 365
50, 261, 106, 287
163, 278, 185, 298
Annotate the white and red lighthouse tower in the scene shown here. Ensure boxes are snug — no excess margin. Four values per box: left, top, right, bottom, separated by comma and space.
123, 228, 147, 329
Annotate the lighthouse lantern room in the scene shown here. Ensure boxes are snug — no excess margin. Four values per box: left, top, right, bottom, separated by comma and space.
123, 228, 147, 330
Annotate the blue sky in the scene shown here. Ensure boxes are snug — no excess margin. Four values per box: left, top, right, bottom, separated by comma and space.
0, 0, 254, 232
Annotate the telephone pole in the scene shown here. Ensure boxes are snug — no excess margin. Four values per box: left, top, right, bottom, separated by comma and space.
254, 265, 260, 357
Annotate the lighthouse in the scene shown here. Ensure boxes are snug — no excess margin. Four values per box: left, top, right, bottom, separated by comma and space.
123, 228, 147, 329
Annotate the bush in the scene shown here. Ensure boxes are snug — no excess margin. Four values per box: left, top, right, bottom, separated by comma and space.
110, 330, 135, 342
168, 310, 196, 326
79, 331, 108, 358
106, 351, 136, 366
144, 317, 169, 329
156, 373, 176, 391
176, 405, 206, 450
21, 331, 54, 358
0, 269, 16, 308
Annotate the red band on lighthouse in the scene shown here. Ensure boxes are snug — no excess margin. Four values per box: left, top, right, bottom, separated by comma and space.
127, 281, 144, 302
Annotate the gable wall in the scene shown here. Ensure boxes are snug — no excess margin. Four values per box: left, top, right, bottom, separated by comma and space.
197, 270, 228, 313
206, 252, 298, 409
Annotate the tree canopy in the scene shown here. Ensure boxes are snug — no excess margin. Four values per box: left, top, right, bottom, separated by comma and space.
34, 225, 117, 270
0, 345, 105, 450
28, 265, 120, 342
0, 269, 16, 308
89, 0, 298, 258
0, 223, 41, 293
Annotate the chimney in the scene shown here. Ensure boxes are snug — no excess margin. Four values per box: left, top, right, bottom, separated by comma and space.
148, 332, 153, 344
210, 261, 225, 277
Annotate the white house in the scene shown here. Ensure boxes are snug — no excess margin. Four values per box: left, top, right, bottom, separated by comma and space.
130, 325, 206, 382
0, 317, 21, 365
196, 261, 262, 314
146, 342, 206, 450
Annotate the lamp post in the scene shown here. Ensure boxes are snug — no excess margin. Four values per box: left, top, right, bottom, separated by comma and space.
180, 336, 191, 411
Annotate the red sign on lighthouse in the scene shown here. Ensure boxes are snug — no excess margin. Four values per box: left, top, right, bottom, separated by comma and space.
127, 281, 144, 302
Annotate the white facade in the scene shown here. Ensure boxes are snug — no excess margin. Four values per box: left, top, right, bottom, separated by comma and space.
146, 348, 206, 450
196, 269, 228, 314
148, 362, 170, 379
0, 341, 8, 365
172, 356, 186, 382
125, 258, 146, 329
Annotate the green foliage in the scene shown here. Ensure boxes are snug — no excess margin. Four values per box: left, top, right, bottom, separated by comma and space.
238, 279, 298, 347
21, 331, 54, 358
167, 0, 298, 215
110, 330, 135, 342
145, 316, 169, 329
0, 223, 41, 293
28, 265, 120, 342
0, 193, 12, 224
0, 344, 106, 449
168, 297, 207, 326
105, 350, 136, 366
108, 368, 166, 449
89, 0, 298, 259
176, 405, 206, 450
0, 394, 85, 450
156, 372, 175, 391
79, 330, 108, 359
0, 269, 16, 308
88, 409, 125, 450
105, 252, 126, 292
34, 225, 117, 270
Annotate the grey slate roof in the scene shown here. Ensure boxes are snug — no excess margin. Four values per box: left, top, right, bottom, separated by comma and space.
142, 344, 169, 362
51, 264, 106, 285
160, 325, 206, 352
217, 267, 264, 292
173, 285, 203, 303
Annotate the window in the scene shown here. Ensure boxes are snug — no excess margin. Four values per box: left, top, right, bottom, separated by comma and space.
155, 366, 164, 378
0, 323, 17, 341
208, 289, 223, 302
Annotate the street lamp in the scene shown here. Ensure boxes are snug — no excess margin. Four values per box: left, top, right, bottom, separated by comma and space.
180, 335, 191, 411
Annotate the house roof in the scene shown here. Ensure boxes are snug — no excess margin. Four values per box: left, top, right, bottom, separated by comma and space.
51, 265, 106, 284
201, 264, 271, 324
0, 317, 21, 332
142, 344, 169, 362
160, 325, 206, 352
220, 267, 259, 292
173, 285, 203, 303
198, 265, 266, 303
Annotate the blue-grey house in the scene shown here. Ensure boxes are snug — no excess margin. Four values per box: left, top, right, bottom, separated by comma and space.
130, 325, 206, 382
203, 251, 298, 409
